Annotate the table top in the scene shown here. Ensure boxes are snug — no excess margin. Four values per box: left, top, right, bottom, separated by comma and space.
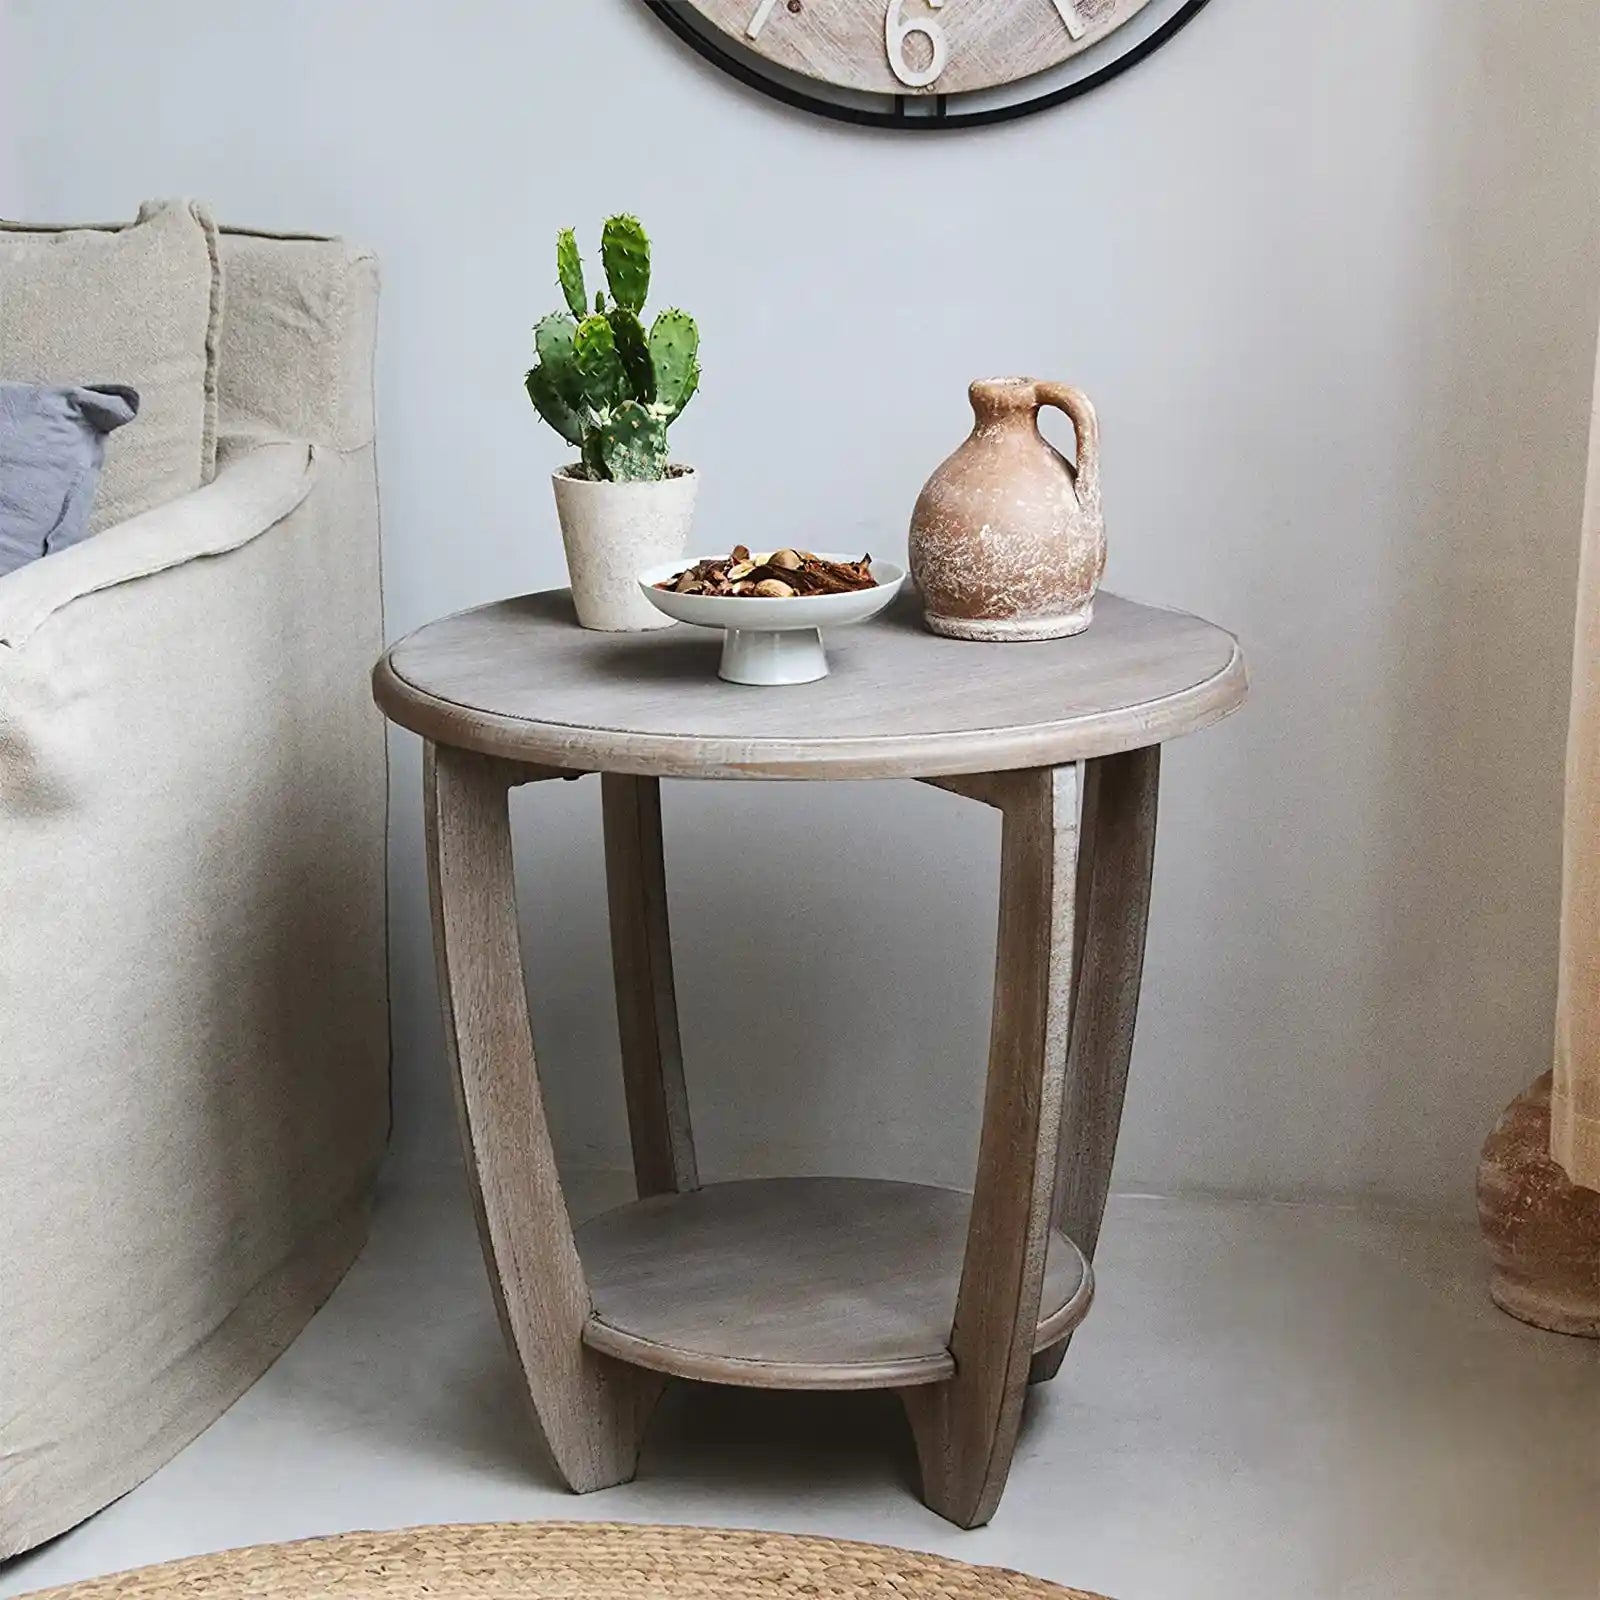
373, 588, 1246, 780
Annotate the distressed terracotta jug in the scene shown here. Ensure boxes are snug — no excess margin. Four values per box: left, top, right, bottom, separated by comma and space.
910, 378, 1104, 641
1478, 1073, 1600, 1336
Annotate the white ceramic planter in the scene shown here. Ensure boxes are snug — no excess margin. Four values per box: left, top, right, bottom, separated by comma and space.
552, 465, 699, 632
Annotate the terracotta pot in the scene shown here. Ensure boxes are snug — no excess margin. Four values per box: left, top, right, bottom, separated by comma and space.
1477, 1072, 1600, 1337
909, 378, 1105, 641
552, 464, 698, 632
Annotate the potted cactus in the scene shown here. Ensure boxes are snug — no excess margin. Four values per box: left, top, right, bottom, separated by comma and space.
525, 215, 702, 631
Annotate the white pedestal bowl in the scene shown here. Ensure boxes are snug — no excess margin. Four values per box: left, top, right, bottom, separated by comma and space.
639, 556, 906, 685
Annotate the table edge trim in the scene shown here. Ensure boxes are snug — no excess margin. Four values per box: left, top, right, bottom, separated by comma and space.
372, 637, 1247, 779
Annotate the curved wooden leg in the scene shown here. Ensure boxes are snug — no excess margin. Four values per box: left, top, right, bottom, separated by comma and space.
901, 764, 1079, 1528
602, 774, 698, 1197
1030, 744, 1160, 1385
426, 745, 664, 1491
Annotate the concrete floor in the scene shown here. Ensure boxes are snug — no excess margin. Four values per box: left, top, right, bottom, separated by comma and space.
4, 1173, 1597, 1600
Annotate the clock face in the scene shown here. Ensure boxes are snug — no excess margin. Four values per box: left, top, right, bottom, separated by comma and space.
648, 0, 1209, 125
690, 0, 1151, 97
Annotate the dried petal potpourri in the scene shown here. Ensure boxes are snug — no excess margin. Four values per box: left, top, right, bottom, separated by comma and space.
655, 546, 877, 599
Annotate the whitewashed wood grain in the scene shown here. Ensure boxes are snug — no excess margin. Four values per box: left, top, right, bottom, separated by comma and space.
577, 1177, 1091, 1390
375, 589, 1246, 780
424, 744, 664, 1491
902, 765, 1079, 1528
683, 0, 1155, 96
1029, 743, 1159, 1384
602, 774, 699, 1197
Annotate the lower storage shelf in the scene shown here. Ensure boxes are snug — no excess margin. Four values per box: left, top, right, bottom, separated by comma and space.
577, 1176, 1092, 1390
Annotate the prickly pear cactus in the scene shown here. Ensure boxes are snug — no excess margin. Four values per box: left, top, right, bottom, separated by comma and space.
523, 215, 701, 481
599, 400, 669, 482
556, 229, 587, 321
573, 315, 628, 411
601, 214, 651, 314
534, 313, 579, 401
607, 307, 655, 403
648, 309, 700, 421
524, 365, 583, 446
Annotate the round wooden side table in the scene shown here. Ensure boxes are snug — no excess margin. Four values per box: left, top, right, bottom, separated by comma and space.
373, 587, 1246, 1529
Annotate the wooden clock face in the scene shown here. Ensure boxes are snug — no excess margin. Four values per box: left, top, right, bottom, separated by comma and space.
650, 0, 1209, 125
690, 0, 1150, 96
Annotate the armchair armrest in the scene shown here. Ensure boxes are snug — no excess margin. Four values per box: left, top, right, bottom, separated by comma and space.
0, 404, 386, 1559
0, 442, 313, 648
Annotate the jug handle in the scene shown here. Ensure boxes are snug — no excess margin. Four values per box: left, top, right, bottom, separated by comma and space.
1035, 383, 1100, 513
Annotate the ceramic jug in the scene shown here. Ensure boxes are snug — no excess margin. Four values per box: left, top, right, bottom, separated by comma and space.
909, 378, 1105, 641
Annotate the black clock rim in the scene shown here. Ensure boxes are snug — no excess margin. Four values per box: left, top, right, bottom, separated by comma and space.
643, 0, 1214, 129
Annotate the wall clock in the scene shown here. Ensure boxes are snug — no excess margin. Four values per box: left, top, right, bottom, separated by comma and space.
644, 0, 1212, 128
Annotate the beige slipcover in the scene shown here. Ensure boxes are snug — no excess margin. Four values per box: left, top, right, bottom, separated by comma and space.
0, 228, 389, 1556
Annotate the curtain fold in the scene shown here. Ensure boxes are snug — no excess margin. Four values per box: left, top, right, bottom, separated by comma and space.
1553, 327, 1600, 1190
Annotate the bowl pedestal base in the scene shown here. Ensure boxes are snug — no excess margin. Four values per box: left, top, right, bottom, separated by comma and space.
720, 626, 827, 686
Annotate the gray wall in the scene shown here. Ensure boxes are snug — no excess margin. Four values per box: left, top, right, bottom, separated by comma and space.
10, 0, 1600, 1211
0, 4, 16, 213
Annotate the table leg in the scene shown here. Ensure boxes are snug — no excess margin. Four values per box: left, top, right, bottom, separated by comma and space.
901, 764, 1079, 1529
602, 774, 699, 1197
1030, 744, 1161, 1384
425, 744, 664, 1491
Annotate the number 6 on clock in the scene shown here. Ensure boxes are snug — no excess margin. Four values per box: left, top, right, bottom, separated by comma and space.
885, 0, 949, 89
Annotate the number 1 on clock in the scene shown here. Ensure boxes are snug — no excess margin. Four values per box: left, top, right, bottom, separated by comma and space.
1050, 0, 1088, 40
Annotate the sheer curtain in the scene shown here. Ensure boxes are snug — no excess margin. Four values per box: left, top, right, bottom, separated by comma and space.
1554, 333, 1600, 1190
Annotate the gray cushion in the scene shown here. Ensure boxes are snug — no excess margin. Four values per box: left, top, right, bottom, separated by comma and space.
0, 383, 139, 578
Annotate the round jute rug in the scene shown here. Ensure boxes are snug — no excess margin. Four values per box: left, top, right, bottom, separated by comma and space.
20, 1522, 1112, 1600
